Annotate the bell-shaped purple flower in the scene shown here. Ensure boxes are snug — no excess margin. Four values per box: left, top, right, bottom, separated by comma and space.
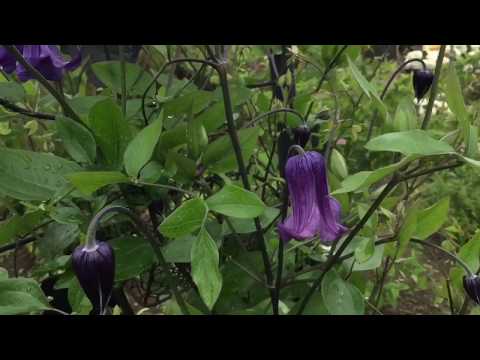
278, 151, 347, 244
463, 275, 480, 305
16, 45, 82, 82
412, 69, 434, 100
0, 46, 23, 73
72, 240, 115, 314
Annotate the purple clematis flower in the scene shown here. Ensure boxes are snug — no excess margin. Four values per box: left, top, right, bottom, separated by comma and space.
0, 45, 23, 73
278, 151, 347, 245
16, 45, 82, 82
72, 240, 115, 315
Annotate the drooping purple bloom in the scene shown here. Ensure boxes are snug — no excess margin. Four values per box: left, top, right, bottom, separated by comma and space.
16, 45, 82, 82
0, 45, 23, 73
412, 69, 434, 100
463, 275, 480, 305
278, 151, 347, 244
72, 240, 115, 315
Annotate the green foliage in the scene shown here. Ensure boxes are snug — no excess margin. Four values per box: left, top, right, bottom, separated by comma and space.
1, 44, 480, 316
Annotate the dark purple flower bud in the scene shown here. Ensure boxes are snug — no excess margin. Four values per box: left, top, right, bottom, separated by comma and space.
293, 124, 311, 148
278, 151, 347, 244
16, 45, 82, 82
413, 69, 434, 100
0, 46, 23, 73
72, 241, 115, 314
277, 129, 294, 179
463, 275, 480, 305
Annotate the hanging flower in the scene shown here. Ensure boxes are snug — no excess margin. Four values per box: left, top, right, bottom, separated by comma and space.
16, 45, 82, 82
0, 45, 23, 73
412, 68, 434, 100
72, 240, 115, 315
278, 151, 347, 244
463, 275, 480, 305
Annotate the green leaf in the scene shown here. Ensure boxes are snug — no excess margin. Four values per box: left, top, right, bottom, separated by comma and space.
66, 171, 128, 196
68, 96, 108, 120
164, 90, 215, 120
158, 124, 187, 151
413, 197, 450, 240
186, 101, 208, 159
0, 278, 50, 315
162, 235, 195, 263
49, 205, 84, 225
393, 97, 418, 132
353, 244, 385, 271
111, 236, 156, 282
365, 130, 454, 156
166, 151, 197, 181
38, 223, 79, 260
321, 269, 364, 315
124, 117, 163, 178
354, 237, 375, 264
347, 57, 381, 103
191, 227, 222, 310
91, 61, 155, 97
159, 198, 208, 238
0, 211, 44, 246
89, 99, 132, 169
195, 102, 226, 133
467, 125, 479, 159
0, 82, 26, 102
206, 184, 266, 219
446, 61, 470, 145
56, 115, 96, 164
397, 206, 418, 258
0, 147, 81, 201
223, 207, 280, 234
203, 127, 260, 173
332, 156, 417, 195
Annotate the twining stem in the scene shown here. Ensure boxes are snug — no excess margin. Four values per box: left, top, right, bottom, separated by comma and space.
304, 45, 349, 121
366, 58, 427, 141
244, 108, 305, 128
0, 98, 56, 120
296, 177, 399, 314
119, 45, 127, 118
421, 45, 447, 130
141, 57, 217, 125
3, 45, 83, 125
283, 236, 474, 289
216, 62, 276, 311
85, 205, 190, 315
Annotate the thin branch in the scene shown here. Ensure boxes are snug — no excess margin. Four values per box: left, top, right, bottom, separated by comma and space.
0, 98, 56, 120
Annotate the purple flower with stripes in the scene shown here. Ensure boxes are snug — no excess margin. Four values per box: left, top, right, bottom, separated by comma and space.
278, 151, 347, 245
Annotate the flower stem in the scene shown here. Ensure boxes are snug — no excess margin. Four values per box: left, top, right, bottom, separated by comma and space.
85, 205, 191, 315
304, 45, 349, 121
296, 177, 399, 314
216, 60, 276, 312
366, 58, 427, 141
